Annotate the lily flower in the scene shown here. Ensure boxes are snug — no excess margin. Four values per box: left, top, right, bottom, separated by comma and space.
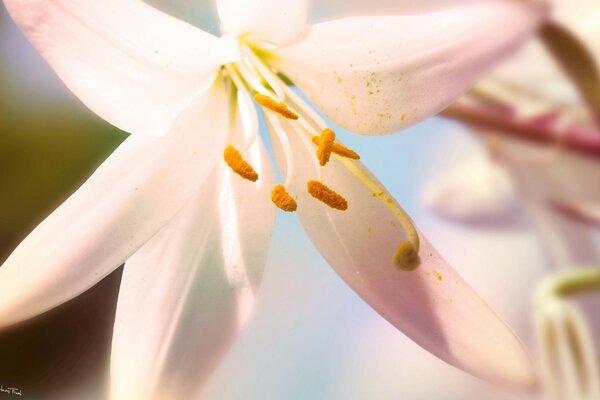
1, 0, 546, 398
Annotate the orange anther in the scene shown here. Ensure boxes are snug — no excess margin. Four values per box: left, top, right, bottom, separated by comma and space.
316, 128, 335, 166
271, 185, 297, 212
311, 136, 360, 160
306, 180, 348, 211
223, 145, 259, 182
254, 93, 298, 120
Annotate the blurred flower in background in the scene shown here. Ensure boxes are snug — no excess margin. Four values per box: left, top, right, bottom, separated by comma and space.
425, 0, 600, 398
0, 0, 598, 400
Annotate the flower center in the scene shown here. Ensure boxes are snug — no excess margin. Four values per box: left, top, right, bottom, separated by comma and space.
221, 43, 421, 270
221, 44, 358, 213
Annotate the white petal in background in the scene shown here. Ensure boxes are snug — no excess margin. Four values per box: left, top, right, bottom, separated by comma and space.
490, 0, 600, 104
3, 0, 238, 136
265, 116, 535, 387
110, 100, 276, 400
536, 298, 600, 400
217, 0, 308, 45
494, 137, 600, 267
422, 153, 519, 224
0, 84, 229, 329
271, 0, 546, 135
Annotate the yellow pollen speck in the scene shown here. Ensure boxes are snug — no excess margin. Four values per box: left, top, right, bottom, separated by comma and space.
311, 137, 360, 160
307, 180, 348, 211
271, 185, 297, 212
392, 241, 421, 271
316, 128, 335, 166
254, 93, 298, 120
433, 271, 443, 282
223, 145, 258, 182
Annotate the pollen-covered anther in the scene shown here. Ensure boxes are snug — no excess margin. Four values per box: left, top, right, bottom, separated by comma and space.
254, 93, 299, 120
392, 241, 421, 271
316, 128, 335, 166
311, 136, 360, 160
307, 180, 348, 211
271, 185, 297, 212
223, 145, 259, 182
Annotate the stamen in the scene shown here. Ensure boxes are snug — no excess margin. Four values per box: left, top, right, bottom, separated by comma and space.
235, 62, 273, 98
392, 241, 421, 271
254, 93, 299, 120
223, 145, 259, 182
316, 128, 335, 166
271, 185, 297, 212
243, 47, 420, 270
307, 180, 348, 211
240, 47, 286, 101
312, 136, 360, 160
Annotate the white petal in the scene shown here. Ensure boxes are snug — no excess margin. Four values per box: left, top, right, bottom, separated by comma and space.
495, 137, 600, 266
422, 154, 518, 223
109, 94, 275, 400
265, 115, 536, 387
4, 0, 238, 136
217, 0, 308, 45
0, 83, 229, 328
271, 0, 546, 135
536, 299, 600, 400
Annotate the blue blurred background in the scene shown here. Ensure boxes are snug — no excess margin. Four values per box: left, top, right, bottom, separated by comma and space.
0, 1, 596, 399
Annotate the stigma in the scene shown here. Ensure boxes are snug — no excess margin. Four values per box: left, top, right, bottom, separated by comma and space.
392, 241, 421, 271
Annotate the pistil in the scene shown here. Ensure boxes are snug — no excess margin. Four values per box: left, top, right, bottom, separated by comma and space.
392, 241, 421, 271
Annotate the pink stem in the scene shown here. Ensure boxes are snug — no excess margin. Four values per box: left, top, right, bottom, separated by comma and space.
441, 101, 600, 160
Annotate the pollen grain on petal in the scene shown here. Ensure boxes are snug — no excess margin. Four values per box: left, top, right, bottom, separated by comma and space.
311, 136, 360, 160
307, 180, 348, 211
392, 241, 421, 271
316, 128, 336, 166
223, 145, 259, 182
254, 93, 298, 120
271, 185, 297, 212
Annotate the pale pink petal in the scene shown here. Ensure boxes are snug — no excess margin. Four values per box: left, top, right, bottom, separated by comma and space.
110, 104, 275, 400
422, 154, 519, 223
217, 0, 308, 45
271, 0, 546, 135
0, 84, 229, 328
265, 115, 536, 387
495, 137, 600, 266
4, 0, 238, 136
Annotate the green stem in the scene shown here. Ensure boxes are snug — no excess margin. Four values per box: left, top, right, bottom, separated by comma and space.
539, 268, 600, 299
